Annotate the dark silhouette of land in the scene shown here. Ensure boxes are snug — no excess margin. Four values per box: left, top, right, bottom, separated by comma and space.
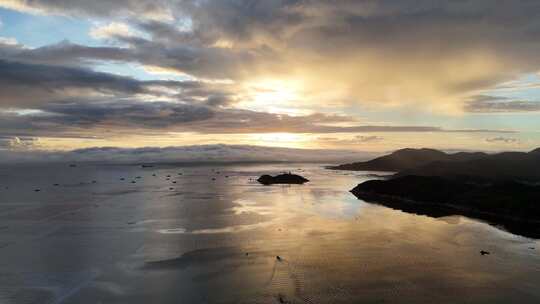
327, 148, 487, 171
397, 148, 540, 181
351, 175, 540, 238
257, 173, 309, 185
340, 147, 540, 238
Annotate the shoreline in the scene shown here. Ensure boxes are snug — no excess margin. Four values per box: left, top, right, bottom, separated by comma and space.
353, 190, 540, 239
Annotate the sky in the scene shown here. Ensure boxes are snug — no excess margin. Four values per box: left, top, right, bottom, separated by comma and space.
0, 0, 540, 155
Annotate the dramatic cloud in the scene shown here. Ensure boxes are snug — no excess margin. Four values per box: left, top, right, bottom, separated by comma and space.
4, 0, 540, 111
0, 59, 236, 108
0, 56, 515, 137
0, 1, 539, 151
0, 0, 173, 19
0, 60, 139, 105
40, 100, 215, 127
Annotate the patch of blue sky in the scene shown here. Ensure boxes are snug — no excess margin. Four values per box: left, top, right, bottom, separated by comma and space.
93, 61, 193, 82
454, 113, 540, 133
341, 102, 539, 133
92, 62, 151, 80
0, 7, 100, 47
0, 8, 193, 82
501, 89, 540, 102
343, 104, 454, 128
486, 73, 540, 100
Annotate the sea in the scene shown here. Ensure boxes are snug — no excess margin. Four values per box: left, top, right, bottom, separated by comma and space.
0, 162, 538, 303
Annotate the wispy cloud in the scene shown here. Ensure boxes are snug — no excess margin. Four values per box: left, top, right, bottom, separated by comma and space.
485, 137, 519, 144
465, 95, 540, 113
0, 135, 40, 150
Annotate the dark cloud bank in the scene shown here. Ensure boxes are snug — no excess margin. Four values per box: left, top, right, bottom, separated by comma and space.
0, 58, 516, 137
0, 144, 374, 164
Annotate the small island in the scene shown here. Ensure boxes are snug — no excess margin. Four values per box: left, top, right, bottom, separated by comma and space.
257, 173, 309, 185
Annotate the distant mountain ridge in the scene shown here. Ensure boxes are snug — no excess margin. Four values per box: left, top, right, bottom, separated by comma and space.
398, 148, 540, 181
530, 147, 540, 154
327, 148, 488, 172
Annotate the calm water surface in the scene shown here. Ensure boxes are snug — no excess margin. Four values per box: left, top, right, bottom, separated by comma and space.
0, 163, 539, 303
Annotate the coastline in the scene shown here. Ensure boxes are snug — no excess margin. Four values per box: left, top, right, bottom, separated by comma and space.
353, 190, 540, 239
